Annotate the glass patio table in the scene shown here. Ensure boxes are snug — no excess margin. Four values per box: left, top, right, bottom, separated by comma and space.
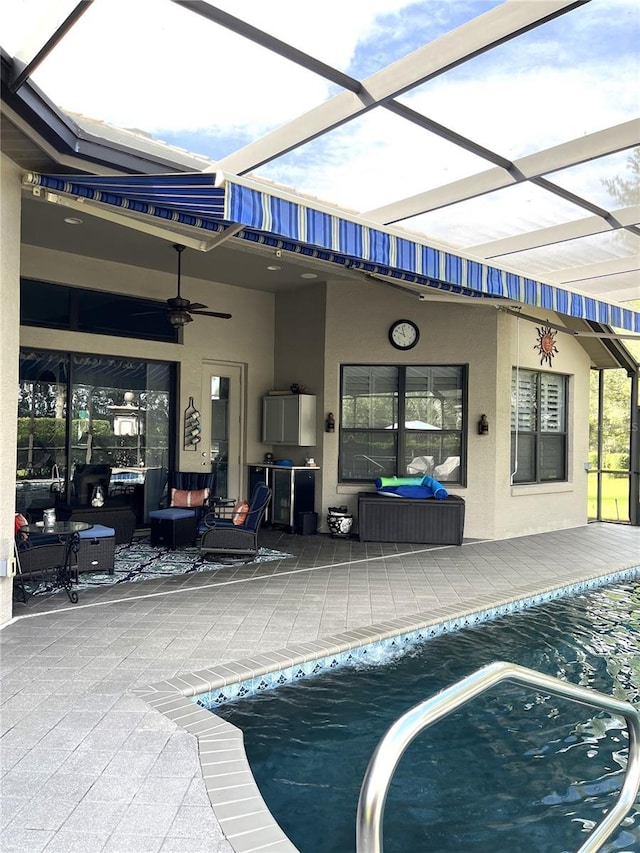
20, 521, 92, 603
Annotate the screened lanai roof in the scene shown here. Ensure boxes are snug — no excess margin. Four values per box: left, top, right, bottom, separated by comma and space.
2, 0, 639, 330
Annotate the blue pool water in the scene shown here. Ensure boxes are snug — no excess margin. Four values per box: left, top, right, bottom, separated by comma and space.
215, 580, 640, 853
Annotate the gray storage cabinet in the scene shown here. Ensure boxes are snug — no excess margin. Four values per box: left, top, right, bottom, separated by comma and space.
358, 492, 465, 544
262, 395, 316, 445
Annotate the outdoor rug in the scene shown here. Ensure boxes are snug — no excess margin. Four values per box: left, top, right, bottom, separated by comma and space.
21, 539, 293, 597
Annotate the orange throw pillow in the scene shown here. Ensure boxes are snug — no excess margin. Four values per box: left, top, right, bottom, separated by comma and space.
15, 513, 29, 539
171, 488, 209, 508
16, 512, 29, 533
232, 500, 249, 525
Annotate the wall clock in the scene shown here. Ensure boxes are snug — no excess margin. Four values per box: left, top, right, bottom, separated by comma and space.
389, 319, 420, 350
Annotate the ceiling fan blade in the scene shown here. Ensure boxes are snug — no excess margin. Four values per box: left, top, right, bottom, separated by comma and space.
190, 309, 232, 319
187, 302, 208, 311
131, 309, 163, 317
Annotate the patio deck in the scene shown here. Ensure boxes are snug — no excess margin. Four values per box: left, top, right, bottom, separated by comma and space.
1, 522, 639, 852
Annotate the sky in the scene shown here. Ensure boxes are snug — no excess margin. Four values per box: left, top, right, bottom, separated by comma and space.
3, 0, 639, 277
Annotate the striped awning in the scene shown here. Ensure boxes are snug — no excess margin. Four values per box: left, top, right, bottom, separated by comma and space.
23, 171, 640, 334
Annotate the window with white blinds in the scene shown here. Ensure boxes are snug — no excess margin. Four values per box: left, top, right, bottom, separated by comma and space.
511, 368, 568, 483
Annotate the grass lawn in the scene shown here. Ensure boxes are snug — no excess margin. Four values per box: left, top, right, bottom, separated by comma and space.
588, 473, 630, 522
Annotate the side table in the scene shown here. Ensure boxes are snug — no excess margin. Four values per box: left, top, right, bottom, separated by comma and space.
20, 521, 93, 603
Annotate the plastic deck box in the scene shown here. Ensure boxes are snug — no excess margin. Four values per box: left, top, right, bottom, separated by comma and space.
357, 492, 465, 545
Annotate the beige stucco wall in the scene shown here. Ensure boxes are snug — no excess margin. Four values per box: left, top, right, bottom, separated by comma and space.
318, 280, 501, 538
19, 244, 275, 494
0, 157, 22, 626
270, 282, 327, 466
494, 310, 591, 539
310, 279, 591, 540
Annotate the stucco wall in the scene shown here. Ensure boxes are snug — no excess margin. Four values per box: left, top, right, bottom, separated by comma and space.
269, 283, 327, 465
314, 280, 591, 540
19, 245, 275, 495
494, 311, 591, 539
1, 157, 22, 626
318, 280, 502, 539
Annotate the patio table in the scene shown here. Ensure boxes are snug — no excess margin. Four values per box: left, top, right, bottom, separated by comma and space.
20, 521, 92, 603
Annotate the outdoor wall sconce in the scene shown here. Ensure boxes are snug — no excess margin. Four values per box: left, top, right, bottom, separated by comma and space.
478, 414, 489, 435
326, 412, 336, 433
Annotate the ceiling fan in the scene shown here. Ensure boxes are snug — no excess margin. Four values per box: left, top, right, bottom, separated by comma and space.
164, 244, 232, 328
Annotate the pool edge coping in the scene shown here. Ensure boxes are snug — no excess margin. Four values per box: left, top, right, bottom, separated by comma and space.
133, 560, 640, 853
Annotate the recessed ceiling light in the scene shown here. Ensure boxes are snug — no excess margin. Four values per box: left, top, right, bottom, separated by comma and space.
300, 273, 317, 279
267, 264, 281, 271
64, 216, 83, 225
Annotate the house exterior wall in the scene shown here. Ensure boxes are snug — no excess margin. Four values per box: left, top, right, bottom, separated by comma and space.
266, 283, 327, 468
19, 245, 275, 495
318, 279, 502, 539
1, 157, 22, 626
494, 310, 591, 539
294, 280, 590, 540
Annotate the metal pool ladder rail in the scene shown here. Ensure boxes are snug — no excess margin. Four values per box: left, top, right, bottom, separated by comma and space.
356, 661, 640, 853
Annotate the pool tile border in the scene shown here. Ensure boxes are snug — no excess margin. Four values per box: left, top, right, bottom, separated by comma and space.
133, 561, 640, 853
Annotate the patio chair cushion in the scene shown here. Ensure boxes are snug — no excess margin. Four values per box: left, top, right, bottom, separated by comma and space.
149, 507, 196, 520
77, 524, 116, 539
171, 488, 209, 508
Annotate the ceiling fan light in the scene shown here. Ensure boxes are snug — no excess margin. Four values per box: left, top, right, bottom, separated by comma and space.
168, 311, 192, 328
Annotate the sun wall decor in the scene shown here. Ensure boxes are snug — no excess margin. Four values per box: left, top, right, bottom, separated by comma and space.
534, 325, 559, 366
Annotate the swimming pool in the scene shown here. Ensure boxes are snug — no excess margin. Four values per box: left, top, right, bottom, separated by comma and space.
214, 579, 640, 853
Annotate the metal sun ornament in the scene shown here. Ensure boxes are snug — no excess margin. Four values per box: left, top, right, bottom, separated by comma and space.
534, 325, 559, 366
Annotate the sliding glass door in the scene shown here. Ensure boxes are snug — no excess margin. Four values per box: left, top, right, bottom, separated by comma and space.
17, 349, 175, 523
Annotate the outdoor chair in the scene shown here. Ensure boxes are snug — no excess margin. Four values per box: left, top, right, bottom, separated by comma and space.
149, 470, 217, 550
163, 470, 216, 523
14, 513, 66, 601
199, 482, 271, 559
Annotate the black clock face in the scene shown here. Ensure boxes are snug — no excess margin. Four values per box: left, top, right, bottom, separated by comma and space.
389, 319, 419, 350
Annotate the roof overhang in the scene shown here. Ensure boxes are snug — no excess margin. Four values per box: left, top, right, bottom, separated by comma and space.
22, 169, 640, 337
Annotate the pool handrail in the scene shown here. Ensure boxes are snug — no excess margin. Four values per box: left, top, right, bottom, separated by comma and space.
356, 660, 640, 853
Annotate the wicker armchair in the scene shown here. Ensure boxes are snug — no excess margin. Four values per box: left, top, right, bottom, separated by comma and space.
14, 529, 66, 602
163, 470, 217, 524
15, 537, 66, 579
200, 483, 271, 559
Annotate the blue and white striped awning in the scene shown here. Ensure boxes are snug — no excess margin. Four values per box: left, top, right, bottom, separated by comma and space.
23, 170, 640, 334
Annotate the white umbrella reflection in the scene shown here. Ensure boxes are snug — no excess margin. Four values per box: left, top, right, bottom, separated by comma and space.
385, 420, 439, 430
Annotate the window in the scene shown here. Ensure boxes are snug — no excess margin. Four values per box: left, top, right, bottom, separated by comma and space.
16, 348, 176, 522
511, 368, 567, 483
339, 365, 466, 483
20, 279, 179, 343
